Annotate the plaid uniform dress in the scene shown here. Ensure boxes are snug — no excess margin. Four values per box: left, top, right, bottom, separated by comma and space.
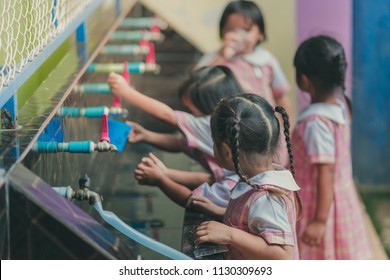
196, 47, 291, 167
293, 101, 372, 259
175, 111, 238, 207
196, 46, 290, 106
223, 168, 300, 260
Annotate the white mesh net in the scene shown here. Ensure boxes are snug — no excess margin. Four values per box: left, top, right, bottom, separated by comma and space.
0, 0, 93, 93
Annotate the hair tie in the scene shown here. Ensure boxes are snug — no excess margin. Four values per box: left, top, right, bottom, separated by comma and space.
234, 116, 241, 123
273, 107, 276, 113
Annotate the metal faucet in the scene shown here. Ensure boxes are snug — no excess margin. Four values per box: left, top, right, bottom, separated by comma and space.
93, 140, 118, 153
53, 174, 103, 205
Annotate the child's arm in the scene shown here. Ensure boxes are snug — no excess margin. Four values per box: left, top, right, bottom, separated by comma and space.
301, 163, 335, 246
135, 156, 193, 207
194, 221, 294, 259
108, 72, 178, 127
187, 196, 226, 219
165, 169, 213, 189
127, 121, 183, 152
147, 153, 213, 189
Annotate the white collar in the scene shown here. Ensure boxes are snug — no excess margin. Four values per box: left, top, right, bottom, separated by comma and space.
297, 99, 347, 124
231, 164, 300, 199
242, 46, 271, 66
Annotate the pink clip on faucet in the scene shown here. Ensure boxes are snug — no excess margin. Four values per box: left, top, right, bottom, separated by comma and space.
150, 25, 160, 34
146, 42, 156, 64
99, 114, 110, 143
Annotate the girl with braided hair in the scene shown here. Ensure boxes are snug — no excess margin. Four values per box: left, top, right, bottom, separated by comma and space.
292, 35, 372, 259
193, 94, 301, 260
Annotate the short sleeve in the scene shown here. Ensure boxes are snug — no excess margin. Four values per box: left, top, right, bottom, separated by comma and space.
302, 120, 335, 163
248, 194, 295, 246
192, 176, 237, 208
175, 111, 214, 156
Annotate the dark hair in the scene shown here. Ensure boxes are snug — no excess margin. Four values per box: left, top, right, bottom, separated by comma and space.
294, 35, 352, 114
219, 0, 266, 41
210, 93, 301, 216
178, 65, 242, 115
210, 94, 294, 184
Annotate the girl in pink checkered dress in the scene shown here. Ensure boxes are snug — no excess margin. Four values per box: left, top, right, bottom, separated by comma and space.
292, 35, 372, 259
196, 1, 292, 168
108, 66, 241, 213
193, 94, 301, 259
196, 1, 291, 112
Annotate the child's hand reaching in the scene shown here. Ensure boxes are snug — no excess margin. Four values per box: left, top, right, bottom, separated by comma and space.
134, 153, 166, 185
126, 121, 147, 143
300, 220, 326, 246
148, 153, 168, 174
186, 195, 226, 218
194, 220, 232, 245
107, 72, 130, 98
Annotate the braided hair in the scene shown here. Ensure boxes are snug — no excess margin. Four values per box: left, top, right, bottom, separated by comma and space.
210, 94, 294, 186
211, 94, 301, 216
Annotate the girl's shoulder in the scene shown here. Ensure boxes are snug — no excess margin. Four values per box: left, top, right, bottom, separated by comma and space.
243, 47, 278, 66
297, 102, 347, 125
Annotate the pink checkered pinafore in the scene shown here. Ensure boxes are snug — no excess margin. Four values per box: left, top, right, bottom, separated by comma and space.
223, 185, 299, 260
293, 113, 372, 259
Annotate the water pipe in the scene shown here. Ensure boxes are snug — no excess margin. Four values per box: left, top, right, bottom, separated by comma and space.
92, 201, 192, 260
56, 106, 128, 118
33, 140, 95, 153
74, 59, 138, 94
110, 30, 165, 43
86, 62, 160, 74
74, 83, 111, 94
101, 44, 149, 55
33, 115, 118, 153
32, 140, 118, 153
119, 17, 168, 29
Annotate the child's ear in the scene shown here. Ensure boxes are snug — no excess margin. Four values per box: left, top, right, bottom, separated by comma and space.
222, 142, 233, 161
298, 74, 311, 91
